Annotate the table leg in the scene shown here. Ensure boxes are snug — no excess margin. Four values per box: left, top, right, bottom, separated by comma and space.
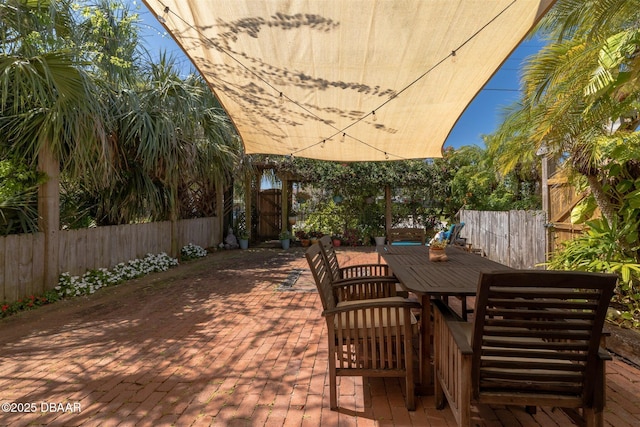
416, 294, 433, 394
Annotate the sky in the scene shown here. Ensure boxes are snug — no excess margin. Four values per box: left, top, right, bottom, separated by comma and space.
131, 1, 544, 151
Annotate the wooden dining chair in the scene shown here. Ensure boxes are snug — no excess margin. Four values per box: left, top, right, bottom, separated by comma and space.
305, 243, 421, 411
432, 270, 617, 427
318, 235, 405, 300
319, 235, 395, 281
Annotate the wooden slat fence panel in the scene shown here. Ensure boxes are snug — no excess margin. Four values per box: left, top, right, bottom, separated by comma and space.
459, 209, 546, 270
177, 217, 219, 249
31, 233, 45, 296
0, 233, 45, 301
6, 235, 22, 301
508, 210, 547, 269
155, 221, 172, 255
3, 217, 221, 303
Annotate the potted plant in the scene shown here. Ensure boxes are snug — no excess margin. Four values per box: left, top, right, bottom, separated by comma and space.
279, 230, 292, 249
331, 234, 342, 247
371, 226, 386, 246
295, 191, 310, 204
309, 230, 323, 245
288, 210, 297, 225
343, 228, 360, 247
238, 230, 249, 250
428, 239, 448, 261
295, 230, 310, 247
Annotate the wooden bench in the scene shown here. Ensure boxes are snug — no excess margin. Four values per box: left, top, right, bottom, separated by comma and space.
387, 228, 426, 245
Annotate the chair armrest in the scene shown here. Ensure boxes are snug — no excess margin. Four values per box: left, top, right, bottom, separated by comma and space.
323, 298, 421, 316
332, 277, 401, 300
432, 299, 473, 355
598, 347, 612, 361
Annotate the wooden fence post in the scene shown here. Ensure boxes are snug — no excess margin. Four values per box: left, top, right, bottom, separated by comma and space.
385, 185, 392, 237
245, 172, 253, 239
216, 182, 224, 245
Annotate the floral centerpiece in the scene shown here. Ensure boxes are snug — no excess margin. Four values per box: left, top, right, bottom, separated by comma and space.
429, 239, 448, 249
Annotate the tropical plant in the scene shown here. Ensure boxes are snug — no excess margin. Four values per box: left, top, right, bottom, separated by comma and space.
0, 159, 45, 234
490, 0, 640, 328
0, 0, 111, 185
1, 0, 242, 231
546, 218, 640, 328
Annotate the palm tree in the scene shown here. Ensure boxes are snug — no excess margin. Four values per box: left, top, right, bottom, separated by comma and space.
0, 0, 111, 238
492, 0, 640, 230
94, 51, 242, 225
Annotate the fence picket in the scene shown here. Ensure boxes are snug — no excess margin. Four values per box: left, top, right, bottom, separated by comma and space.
5, 234, 20, 301
0, 235, 6, 301
19, 234, 34, 297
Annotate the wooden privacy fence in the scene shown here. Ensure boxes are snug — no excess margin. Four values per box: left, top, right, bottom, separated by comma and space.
0, 217, 221, 303
458, 209, 547, 269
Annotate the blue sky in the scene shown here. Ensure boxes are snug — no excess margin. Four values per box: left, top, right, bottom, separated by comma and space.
131, 1, 543, 150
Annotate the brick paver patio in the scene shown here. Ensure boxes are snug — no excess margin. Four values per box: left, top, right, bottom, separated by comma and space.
0, 246, 639, 426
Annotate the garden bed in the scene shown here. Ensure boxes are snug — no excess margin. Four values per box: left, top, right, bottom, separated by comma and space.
605, 323, 640, 368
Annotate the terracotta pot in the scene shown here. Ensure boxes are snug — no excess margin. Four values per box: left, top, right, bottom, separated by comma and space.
301, 239, 311, 247
332, 239, 342, 247
429, 248, 448, 262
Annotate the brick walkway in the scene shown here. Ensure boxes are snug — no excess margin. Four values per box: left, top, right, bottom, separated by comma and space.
0, 246, 639, 426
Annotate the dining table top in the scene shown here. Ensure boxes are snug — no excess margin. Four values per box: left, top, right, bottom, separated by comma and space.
379, 245, 511, 297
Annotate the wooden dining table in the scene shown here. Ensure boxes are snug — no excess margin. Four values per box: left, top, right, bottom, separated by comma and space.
379, 244, 512, 393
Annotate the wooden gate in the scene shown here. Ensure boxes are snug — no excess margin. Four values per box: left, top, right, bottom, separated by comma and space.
258, 188, 282, 239
548, 171, 588, 250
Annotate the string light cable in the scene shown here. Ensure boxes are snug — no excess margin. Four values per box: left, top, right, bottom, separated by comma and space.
153, 0, 519, 159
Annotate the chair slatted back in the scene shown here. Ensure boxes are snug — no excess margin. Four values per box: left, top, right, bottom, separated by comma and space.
305, 243, 336, 311
471, 270, 616, 406
318, 235, 397, 301
447, 222, 465, 245
319, 235, 341, 283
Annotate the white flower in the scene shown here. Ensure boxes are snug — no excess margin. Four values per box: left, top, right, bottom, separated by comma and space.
56, 252, 178, 299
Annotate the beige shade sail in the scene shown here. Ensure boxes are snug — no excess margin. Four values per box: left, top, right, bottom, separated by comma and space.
141, 0, 555, 161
